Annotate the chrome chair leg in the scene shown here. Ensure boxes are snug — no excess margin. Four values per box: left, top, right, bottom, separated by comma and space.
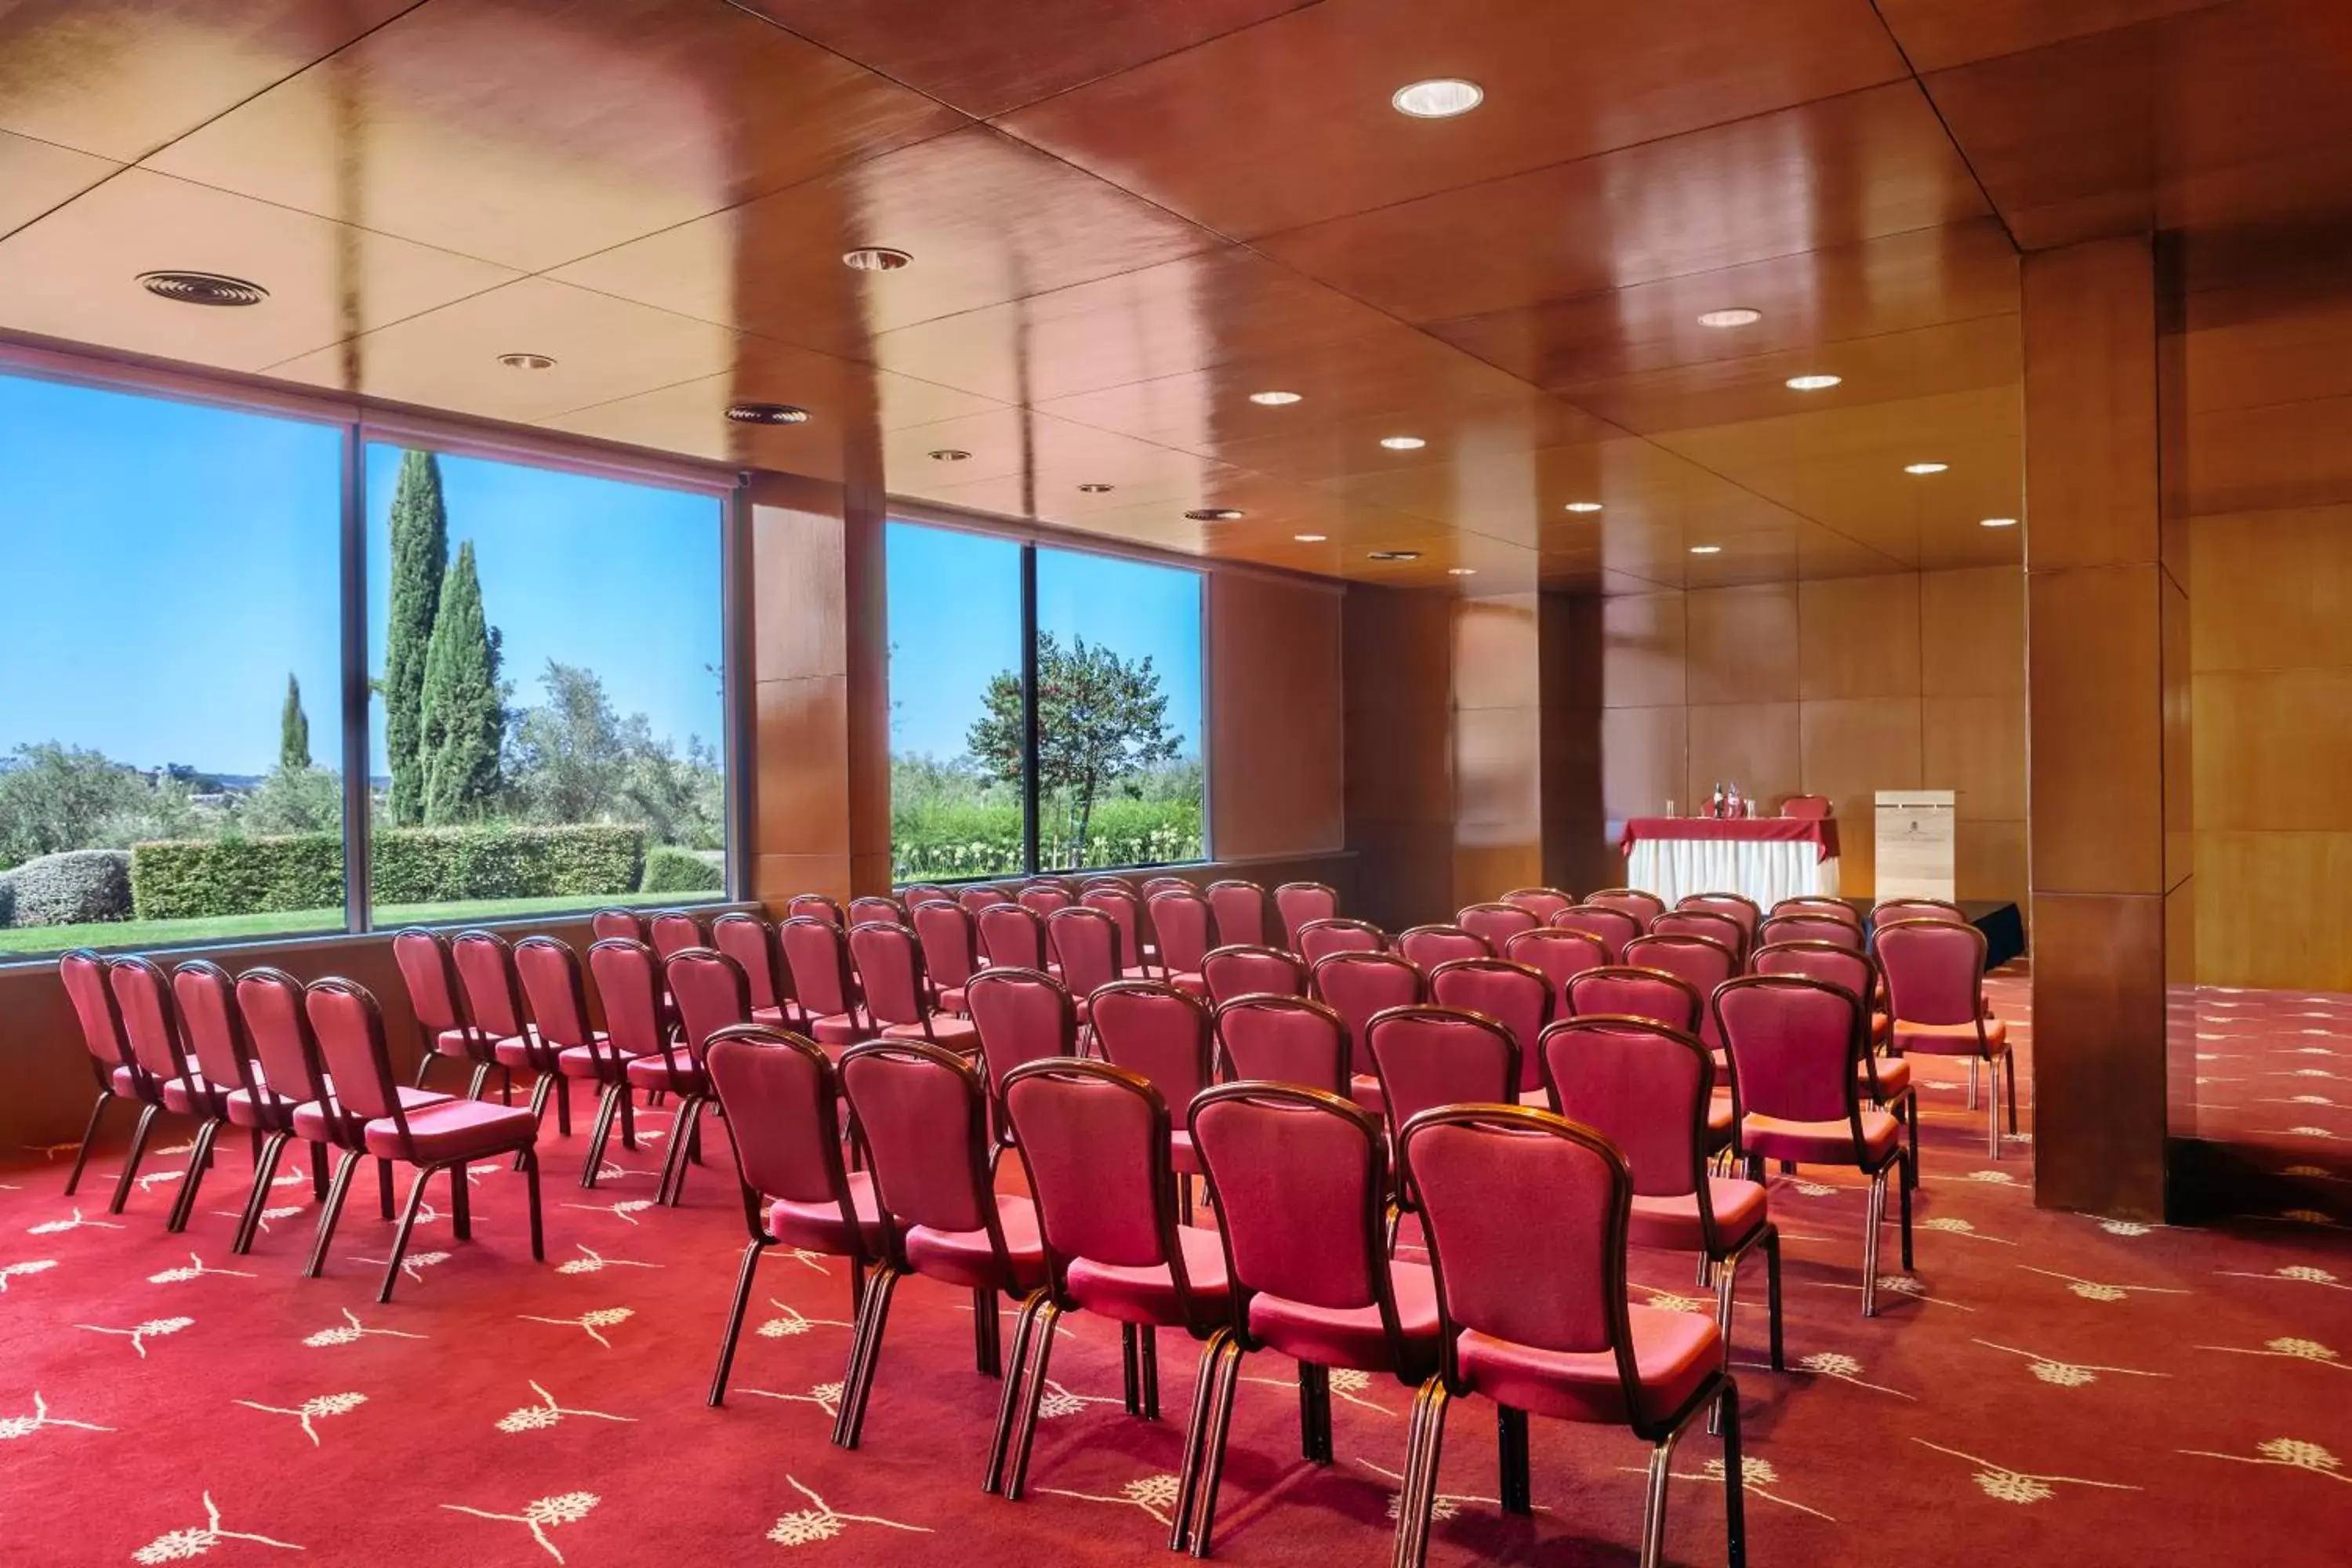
63, 1090, 113, 1196
166, 1118, 223, 1233
107, 1102, 160, 1216
376, 1163, 437, 1303
1860, 1170, 1886, 1317
1004, 1301, 1065, 1500
1639, 1436, 1675, 1568
303, 1149, 363, 1278
231, 1131, 291, 1254
707, 1238, 766, 1406
985, 1291, 1048, 1494
1719, 1380, 1748, 1568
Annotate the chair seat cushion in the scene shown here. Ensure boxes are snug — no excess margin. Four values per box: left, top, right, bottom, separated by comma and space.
108, 1064, 151, 1099
1455, 1305, 1720, 1425
1349, 1075, 1385, 1116
1629, 1178, 1768, 1254
937, 986, 969, 1015
1170, 1129, 1202, 1175
491, 1029, 555, 1070
1170, 972, 1206, 998
1742, 1108, 1902, 1166
809, 1012, 863, 1048
1870, 1011, 1891, 1045
751, 1004, 792, 1029
433, 1026, 481, 1059
1249, 1259, 1442, 1376
905, 1193, 1048, 1292
1892, 1017, 2007, 1056
293, 1086, 450, 1145
1065, 1225, 1231, 1327
363, 1097, 539, 1162
224, 1083, 305, 1131
1858, 1054, 1912, 1101
768, 1170, 892, 1255
557, 1040, 633, 1080
161, 1073, 236, 1116
626, 1048, 709, 1093
879, 1014, 980, 1052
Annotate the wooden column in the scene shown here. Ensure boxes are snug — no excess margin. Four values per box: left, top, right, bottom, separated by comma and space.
2022, 236, 2181, 1218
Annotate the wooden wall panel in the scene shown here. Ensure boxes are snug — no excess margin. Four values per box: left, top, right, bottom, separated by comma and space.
1602, 704, 1689, 827
1686, 702, 1802, 815
1921, 564, 2026, 695
750, 473, 858, 906
1210, 571, 1345, 858
1802, 695, 1926, 891
1923, 694, 2027, 821
1602, 591, 1687, 707
1798, 574, 1922, 699
1685, 583, 1798, 704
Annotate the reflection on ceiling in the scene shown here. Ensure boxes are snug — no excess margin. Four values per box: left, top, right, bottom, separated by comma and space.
2, 1, 2347, 592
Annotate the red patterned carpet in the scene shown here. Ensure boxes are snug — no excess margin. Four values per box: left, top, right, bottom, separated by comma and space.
5, 969, 2350, 1566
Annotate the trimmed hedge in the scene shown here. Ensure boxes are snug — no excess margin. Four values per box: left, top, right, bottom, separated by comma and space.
0, 849, 132, 927
640, 844, 723, 895
130, 823, 645, 920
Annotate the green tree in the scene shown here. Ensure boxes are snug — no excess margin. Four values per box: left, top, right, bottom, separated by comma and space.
418, 541, 505, 823
0, 742, 151, 866
244, 764, 341, 835
383, 449, 448, 826
967, 633, 1180, 866
279, 673, 311, 771
506, 659, 631, 826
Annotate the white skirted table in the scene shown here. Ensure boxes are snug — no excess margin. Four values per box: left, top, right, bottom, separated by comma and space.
1618, 817, 1842, 909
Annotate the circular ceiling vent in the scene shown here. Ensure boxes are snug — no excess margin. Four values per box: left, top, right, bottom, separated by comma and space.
1367, 549, 1423, 562
726, 402, 811, 426
137, 270, 269, 307
1185, 507, 1245, 521
842, 247, 913, 271
497, 352, 557, 371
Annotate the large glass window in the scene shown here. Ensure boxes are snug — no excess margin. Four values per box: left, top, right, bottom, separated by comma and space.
365, 444, 726, 927
0, 372, 344, 957
887, 520, 1205, 881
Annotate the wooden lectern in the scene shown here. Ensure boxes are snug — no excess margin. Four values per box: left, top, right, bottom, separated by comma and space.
1875, 789, 1955, 900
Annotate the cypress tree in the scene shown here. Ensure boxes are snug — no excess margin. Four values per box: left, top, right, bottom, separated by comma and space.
279, 673, 310, 771
384, 449, 448, 825
418, 541, 505, 823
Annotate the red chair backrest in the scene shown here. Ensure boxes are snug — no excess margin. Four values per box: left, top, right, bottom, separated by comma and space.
391, 927, 465, 1036
1019, 883, 1075, 918
1676, 893, 1762, 945
1584, 887, 1665, 926
1090, 982, 1214, 1131
1046, 906, 1124, 1001
1214, 994, 1350, 1093
958, 886, 1012, 915
59, 949, 129, 1071
1715, 974, 1864, 1125
1773, 896, 1861, 929
1873, 898, 1967, 927
170, 960, 251, 1091
707, 1025, 854, 1207
977, 902, 1049, 971
1501, 887, 1576, 920
1366, 1006, 1518, 1134
1192, 1084, 1391, 1313
1542, 1017, 1712, 1203
1779, 793, 1833, 820
1874, 918, 1986, 1026
1649, 909, 1746, 963
1397, 924, 1493, 972
1621, 935, 1737, 1007
1273, 882, 1339, 949
1205, 880, 1269, 948
108, 956, 188, 1082
1311, 950, 1422, 1076
590, 908, 648, 943
1296, 917, 1385, 967
665, 948, 752, 1059
1457, 902, 1540, 949
450, 930, 528, 1040
711, 913, 785, 1011
1428, 957, 1553, 1092
1751, 940, 1875, 1004
1200, 944, 1308, 1007
304, 978, 401, 1125
965, 968, 1078, 1138
902, 884, 955, 909
1141, 876, 1193, 897
1566, 965, 1702, 1033
779, 916, 858, 1019
847, 922, 928, 1028
515, 936, 595, 1050
848, 895, 906, 928
787, 893, 844, 926
1551, 905, 1641, 962
1758, 913, 1861, 952
587, 938, 668, 1056
1147, 889, 1217, 975
1080, 887, 1146, 975
838, 1040, 996, 1234
911, 899, 982, 991
1504, 927, 1609, 1015
1005, 1062, 1198, 1317
235, 967, 328, 1107
651, 909, 709, 959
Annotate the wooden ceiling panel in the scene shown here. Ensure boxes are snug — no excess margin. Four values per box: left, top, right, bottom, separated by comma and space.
145, 0, 963, 272
735, 0, 1319, 119
1873, 0, 2227, 72
551, 126, 1219, 359
0, 131, 118, 238
1258, 84, 1991, 327
0, 167, 517, 372
996, 0, 1905, 239
0, 0, 414, 162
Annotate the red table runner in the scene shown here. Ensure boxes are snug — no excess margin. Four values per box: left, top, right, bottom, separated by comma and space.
1619, 816, 1842, 862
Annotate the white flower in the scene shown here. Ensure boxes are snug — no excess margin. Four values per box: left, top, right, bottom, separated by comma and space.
2100, 1220, 2153, 1236
1975, 1472, 2055, 1504
497, 1405, 561, 1432
2281, 1265, 2339, 1283
2068, 1282, 2127, 1301
1123, 1475, 1182, 1512
2264, 1339, 2337, 1362
2257, 1439, 2340, 1472
2028, 1360, 2097, 1387
1801, 1352, 1861, 1377
768, 1512, 846, 1546
131, 1527, 214, 1563
526, 1492, 600, 1526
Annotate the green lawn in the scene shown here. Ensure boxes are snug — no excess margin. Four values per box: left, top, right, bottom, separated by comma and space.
0, 888, 696, 961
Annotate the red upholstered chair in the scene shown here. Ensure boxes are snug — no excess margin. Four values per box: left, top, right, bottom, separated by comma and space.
705, 1024, 893, 1406
1364, 1006, 1519, 1170
1715, 974, 1912, 1315
1584, 887, 1667, 927
1501, 886, 1577, 921
711, 912, 793, 1028
1081, 885, 1153, 979
1019, 881, 1076, 918
590, 908, 650, 943
1772, 896, 1861, 931
1872, 896, 1967, 927
964, 967, 1080, 1152
978, 901, 1051, 974
392, 927, 489, 1097
1214, 993, 1352, 1095
1393, 1106, 1745, 1568
1082, 873, 1141, 896
1757, 912, 1862, 953
1623, 934, 1738, 1051
102, 956, 198, 1217
227, 967, 336, 1253
1178, 1084, 1445, 1555
655, 947, 754, 1205
650, 908, 710, 959
517, 936, 639, 1186
959, 885, 1013, 915
1875, 917, 2013, 1154
56, 949, 150, 1198
1428, 957, 1553, 1095
833, 1040, 1048, 1457
1272, 881, 1339, 950
1504, 927, 1610, 1018
1200, 943, 1308, 1007
1567, 966, 1704, 1033
1650, 909, 1748, 966
1778, 793, 1832, 820
1148, 887, 1218, 996
1677, 892, 1762, 951
1397, 924, 1494, 972
1206, 879, 1271, 949
779, 915, 868, 1051
1751, 942, 1913, 1175
452, 930, 550, 1120
848, 895, 906, 928
1309, 950, 1423, 1110
1090, 982, 1216, 1222
1295, 916, 1386, 967
1552, 903, 1642, 961
1541, 1016, 1784, 1376
1045, 906, 1126, 1016
303, 977, 543, 1304
901, 884, 956, 909
851, 920, 980, 1052
160, 960, 263, 1233
583, 938, 670, 1184
1142, 875, 1195, 897
788, 893, 844, 926
911, 898, 983, 1014
1456, 902, 1540, 950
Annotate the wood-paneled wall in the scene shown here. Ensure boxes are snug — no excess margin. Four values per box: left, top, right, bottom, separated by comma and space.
1581, 568, 2027, 904
1207, 571, 1345, 860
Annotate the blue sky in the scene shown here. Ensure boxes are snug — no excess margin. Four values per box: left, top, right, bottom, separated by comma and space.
886, 521, 1203, 761
0, 370, 721, 777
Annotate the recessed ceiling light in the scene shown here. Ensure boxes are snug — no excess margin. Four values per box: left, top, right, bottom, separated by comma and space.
1785, 374, 1842, 391
1980, 516, 2019, 528
1392, 78, 1483, 118
137, 270, 268, 307
1379, 435, 1427, 451
1904, 462, 1949, 475
1249, 390, 1303, 406
1689, 544, 1722, 555
496, 352, 556, 371
842, 247, 913, 271
1367, 549, 1422, 562
1447, 567, 1477, 576
1697, 308, 1762, 328
1185, 507, 1245, 521
1293, 532, 1327, 543
1076, 482, 1114, 493
1563, 501, 1604, 514
927, 448, 971, 462
725, 401, 811, 425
